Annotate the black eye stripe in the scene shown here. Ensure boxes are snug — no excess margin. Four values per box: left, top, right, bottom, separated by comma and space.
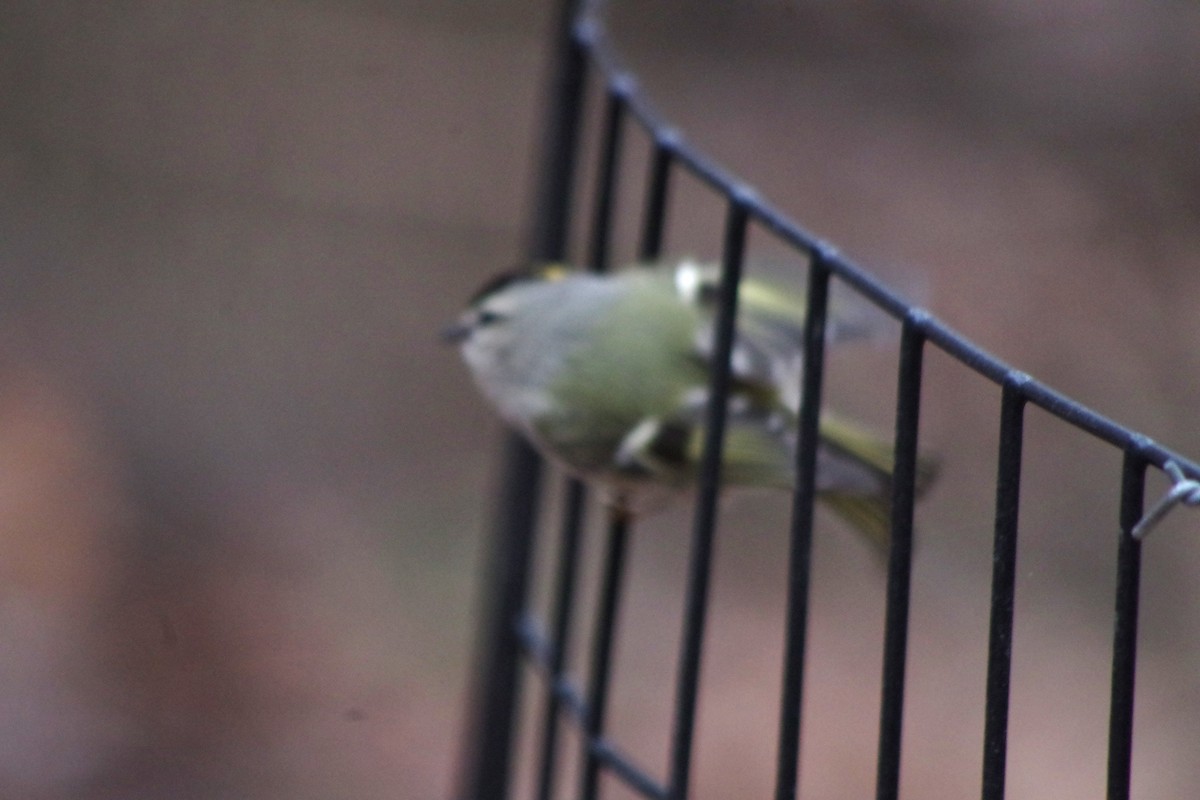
476, 309, 505, 326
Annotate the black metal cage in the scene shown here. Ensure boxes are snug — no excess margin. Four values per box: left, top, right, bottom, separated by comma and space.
457, 3, 1199, 799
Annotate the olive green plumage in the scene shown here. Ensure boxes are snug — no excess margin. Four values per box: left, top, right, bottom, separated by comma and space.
445, 259, 936, 551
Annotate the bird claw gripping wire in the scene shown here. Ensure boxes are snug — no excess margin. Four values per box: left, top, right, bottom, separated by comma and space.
1131, 461, 1200, 540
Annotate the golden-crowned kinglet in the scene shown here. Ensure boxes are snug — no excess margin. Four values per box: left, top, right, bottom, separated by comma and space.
444, 259, 936, 550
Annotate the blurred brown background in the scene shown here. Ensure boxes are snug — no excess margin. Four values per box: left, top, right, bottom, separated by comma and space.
0, 1, 1198, 798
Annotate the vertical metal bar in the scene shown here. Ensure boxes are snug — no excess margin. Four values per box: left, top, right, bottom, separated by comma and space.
580, 513, 632, 800
980, 375, 1028, 800
773, 252, 831, 800
638, 134, 675, 261
1106, 452, 1146, 800
874, 312, 928, 800
527, 0, 590, 264
667, 192, 752, 800
534, 480, 588, 800
575, 61, 634, 800
460, 437, 545, 800
586, 81, 630, 272
457, 1, 588, 798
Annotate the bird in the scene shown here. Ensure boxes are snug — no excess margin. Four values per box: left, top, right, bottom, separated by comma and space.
444, 258, 936, 551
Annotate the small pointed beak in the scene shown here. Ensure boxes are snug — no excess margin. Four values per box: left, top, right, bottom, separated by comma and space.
440, 321, 472, 344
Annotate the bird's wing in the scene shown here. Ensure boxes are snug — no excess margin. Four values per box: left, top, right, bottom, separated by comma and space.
676, 260, 877, 411
611, 406, 796, 490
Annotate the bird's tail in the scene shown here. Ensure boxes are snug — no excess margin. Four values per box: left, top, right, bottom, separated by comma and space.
817, 413, 938, 554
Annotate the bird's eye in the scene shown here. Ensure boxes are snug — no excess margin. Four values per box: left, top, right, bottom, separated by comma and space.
475, 309, 505, 327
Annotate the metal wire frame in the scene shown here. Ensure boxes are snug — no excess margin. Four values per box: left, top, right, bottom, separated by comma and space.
456, 2, 1200, 799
